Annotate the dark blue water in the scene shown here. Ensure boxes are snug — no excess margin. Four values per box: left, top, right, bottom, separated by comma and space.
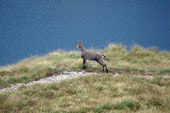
1, 0, 170, 66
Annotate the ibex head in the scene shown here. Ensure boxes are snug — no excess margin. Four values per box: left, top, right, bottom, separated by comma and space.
76, 41, 82, 49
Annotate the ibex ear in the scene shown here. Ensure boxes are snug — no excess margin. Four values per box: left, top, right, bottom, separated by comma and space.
77, 40, 82, 44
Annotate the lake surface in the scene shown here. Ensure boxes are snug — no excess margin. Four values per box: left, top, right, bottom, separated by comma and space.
0, 0, 170, 66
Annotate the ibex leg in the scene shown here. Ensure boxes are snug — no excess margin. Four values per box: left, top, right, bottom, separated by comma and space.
83, 59, 86, 69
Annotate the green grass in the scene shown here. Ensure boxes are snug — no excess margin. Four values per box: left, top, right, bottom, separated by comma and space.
0, 74, 170, 113
0, 44, 170, 87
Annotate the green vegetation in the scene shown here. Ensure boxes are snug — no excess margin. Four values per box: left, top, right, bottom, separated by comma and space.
0, 74, 170, 113
0, 44, 170, 87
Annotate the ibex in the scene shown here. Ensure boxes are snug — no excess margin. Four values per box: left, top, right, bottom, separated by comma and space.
76, 41, 108, 73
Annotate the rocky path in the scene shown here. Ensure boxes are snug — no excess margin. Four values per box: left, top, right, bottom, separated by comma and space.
0, 71, 169, 93
0, 71, 93, 93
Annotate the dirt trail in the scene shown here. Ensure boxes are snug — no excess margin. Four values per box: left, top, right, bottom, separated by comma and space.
0, 71, 169, 93
0, 71, 90, 93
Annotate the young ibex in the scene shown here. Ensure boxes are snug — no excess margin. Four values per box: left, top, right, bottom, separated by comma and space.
76, 41, 108, 73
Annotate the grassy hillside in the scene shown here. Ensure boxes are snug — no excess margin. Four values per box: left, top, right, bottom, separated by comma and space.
0, 74, 170, 113
0, 44, 170, 88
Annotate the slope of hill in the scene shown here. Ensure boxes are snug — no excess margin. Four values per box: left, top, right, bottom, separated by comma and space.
0, 44, 170, 112
0, 73, 170, 113
1, 44, 170, 88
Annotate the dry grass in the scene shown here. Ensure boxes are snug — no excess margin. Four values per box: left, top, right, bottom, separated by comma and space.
0, 44, 170, 87
0, 74, 170, 113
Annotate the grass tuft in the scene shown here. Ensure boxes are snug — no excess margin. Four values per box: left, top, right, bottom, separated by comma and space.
114, 100, 140, 110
